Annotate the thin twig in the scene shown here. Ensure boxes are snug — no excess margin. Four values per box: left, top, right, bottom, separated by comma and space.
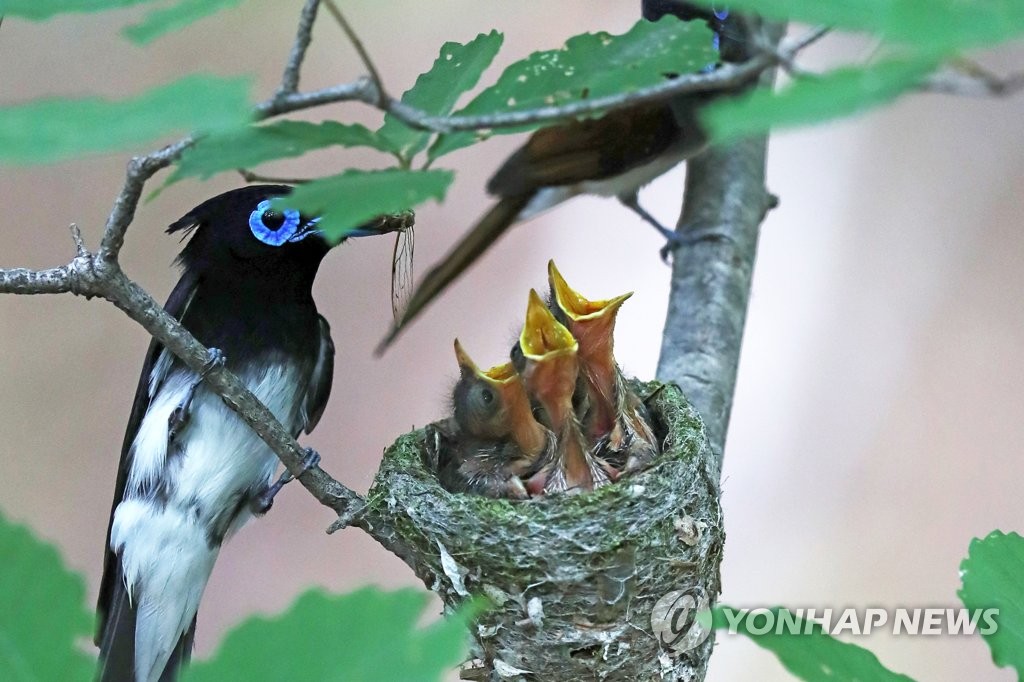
238, 168, 313, 185
322, 0, 388, 107
921, 62, 1024, 97
275, 0, 321, 100
69, 224, 88, 257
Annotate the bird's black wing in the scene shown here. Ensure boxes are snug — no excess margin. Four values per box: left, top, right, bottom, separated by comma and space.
96, 271, 198, 643
300, 314, 335, 435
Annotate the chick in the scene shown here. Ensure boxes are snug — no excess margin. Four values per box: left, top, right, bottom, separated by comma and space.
518, 289, 614, 494
435, 340, 551, 498
547, 260, 658, 472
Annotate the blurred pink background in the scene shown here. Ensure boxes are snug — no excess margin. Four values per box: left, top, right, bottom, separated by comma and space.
1, 2, 1022, 680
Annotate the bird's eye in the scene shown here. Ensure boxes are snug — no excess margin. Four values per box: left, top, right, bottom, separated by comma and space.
480, 388, 494, 405
249, 199, 301, 246
260, 209, 286, 231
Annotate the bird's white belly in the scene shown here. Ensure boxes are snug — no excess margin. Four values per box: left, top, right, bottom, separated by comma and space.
518, 150, 689, 222
110, 362, 304, 682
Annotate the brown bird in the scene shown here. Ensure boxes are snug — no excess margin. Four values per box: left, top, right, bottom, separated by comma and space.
435, 340, 552, 498
518, 289, 615, 494
547, 260, 658, 472
379, 94, 711, 350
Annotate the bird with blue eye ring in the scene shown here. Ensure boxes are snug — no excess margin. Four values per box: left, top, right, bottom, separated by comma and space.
96, 185, 408, 682
249, 199, 324, 246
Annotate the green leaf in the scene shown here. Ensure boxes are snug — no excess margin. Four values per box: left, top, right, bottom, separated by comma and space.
279, 168, 453, 242
121, 0, 244, 45
714, 607, 916, 682
429, 15, 717, 161
959, 531, 1024, 677
184, 587, 477, 682
715, 0, 1024, 53
169, 121, 398, 183
0, 510, 95, 682
378, 31, 504, 161
3, 0, 157, 20
0, 75, 252, 166
701, 57, 937, 143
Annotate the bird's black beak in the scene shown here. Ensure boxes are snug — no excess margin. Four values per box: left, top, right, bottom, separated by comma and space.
342, 210, 415, 240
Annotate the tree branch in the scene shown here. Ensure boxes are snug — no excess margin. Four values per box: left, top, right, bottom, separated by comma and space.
274, 0, 321, 100
656, 21, 787, 480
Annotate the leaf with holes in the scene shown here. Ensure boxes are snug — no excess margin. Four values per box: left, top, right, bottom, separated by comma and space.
379, 30, 504, 161
428, 14, 717, 161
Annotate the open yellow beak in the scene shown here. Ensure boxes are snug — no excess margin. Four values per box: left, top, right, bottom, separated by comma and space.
547, 260, 632, 323
519, 288, 577, 359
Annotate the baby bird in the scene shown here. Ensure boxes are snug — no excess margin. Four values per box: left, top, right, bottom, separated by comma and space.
547, 261, 658, 472
436, 340, 551, 498
518, 289, 614, 494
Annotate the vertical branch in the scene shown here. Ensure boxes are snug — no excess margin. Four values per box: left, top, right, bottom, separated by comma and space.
656, 22, 785, 480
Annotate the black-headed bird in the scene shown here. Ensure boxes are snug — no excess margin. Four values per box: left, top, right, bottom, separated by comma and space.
434, 340, 552, 498
518, 289, 615, 494
547, 261, 658, 472
96, 186, 399, 682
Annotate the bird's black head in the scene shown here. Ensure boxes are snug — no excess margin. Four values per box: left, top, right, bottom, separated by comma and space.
168, 185, 329, 281
642, 2, 750, 64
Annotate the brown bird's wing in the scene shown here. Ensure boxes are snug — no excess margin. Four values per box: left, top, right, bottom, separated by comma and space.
487, 102, 690, 197
379, 100, 708, 351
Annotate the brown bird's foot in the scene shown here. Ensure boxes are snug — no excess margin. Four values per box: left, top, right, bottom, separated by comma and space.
251, 448, 321, 515
617, 193, 680, 262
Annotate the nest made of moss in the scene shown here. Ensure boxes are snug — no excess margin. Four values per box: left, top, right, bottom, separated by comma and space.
365, 380, 723, 680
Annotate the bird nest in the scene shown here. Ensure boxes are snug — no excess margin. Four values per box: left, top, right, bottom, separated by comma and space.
364, 379, 722, 681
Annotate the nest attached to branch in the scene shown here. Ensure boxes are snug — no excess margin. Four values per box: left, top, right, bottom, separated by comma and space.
364, 380, 723, 681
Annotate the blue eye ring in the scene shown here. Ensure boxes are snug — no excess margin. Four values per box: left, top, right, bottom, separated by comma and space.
713, 7, 729, 20
249, 199, 301, 246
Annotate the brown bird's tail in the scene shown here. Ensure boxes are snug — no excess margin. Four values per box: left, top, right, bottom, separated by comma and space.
378, 193, 532, 352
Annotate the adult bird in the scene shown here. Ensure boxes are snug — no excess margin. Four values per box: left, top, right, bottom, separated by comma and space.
95, 186, 400, 682
379, 4, 743, 350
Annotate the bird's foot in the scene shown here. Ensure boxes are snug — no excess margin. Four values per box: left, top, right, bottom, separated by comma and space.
659, 232, 685, 263
618, 193, 681, 262
168, 348, 226, 440
200, 347, 226, 378
251, 448, 321, 514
